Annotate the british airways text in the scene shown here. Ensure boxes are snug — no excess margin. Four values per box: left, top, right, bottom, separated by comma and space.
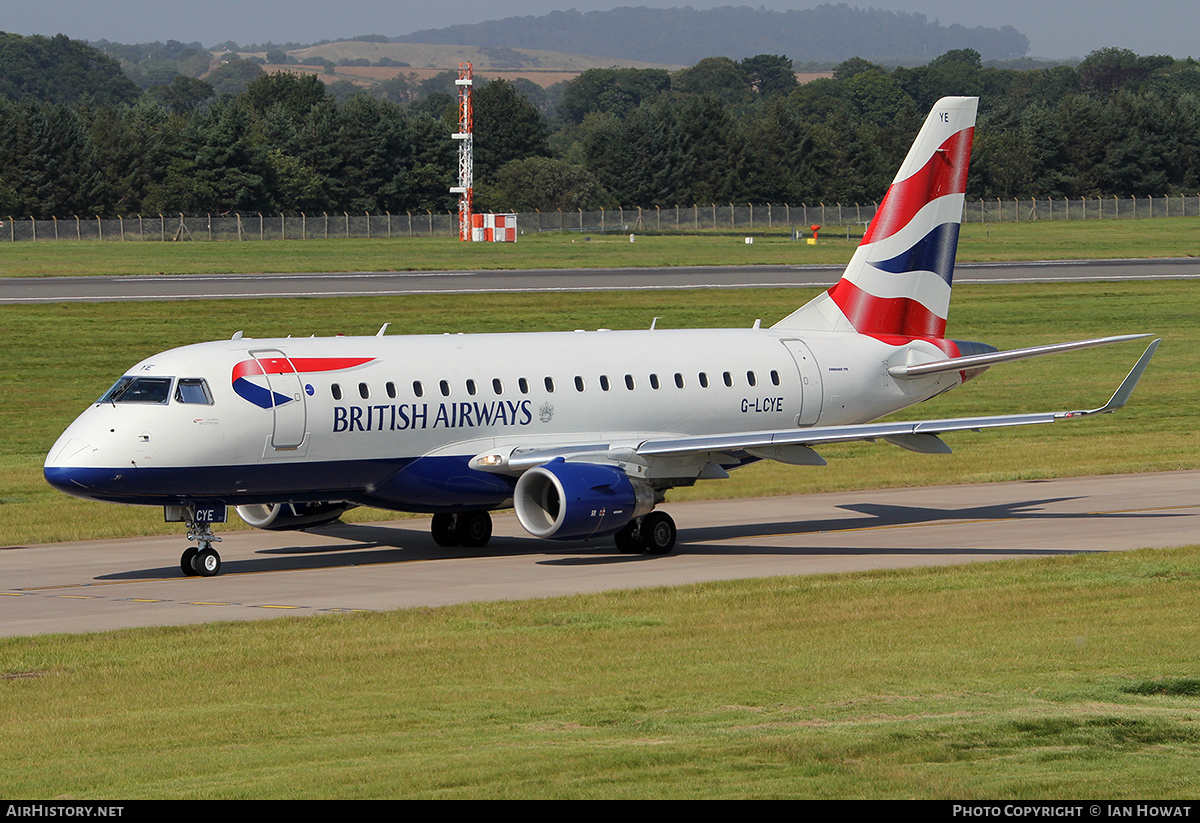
333, 400, 534, 432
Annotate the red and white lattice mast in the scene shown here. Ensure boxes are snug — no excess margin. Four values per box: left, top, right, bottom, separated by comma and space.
450, 62, 474, 241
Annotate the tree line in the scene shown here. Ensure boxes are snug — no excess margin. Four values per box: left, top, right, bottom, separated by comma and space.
1, 33, 1199, 219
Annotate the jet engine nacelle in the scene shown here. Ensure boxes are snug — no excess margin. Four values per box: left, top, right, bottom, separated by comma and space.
235, 501, 352, 531
514, 459, 656, 540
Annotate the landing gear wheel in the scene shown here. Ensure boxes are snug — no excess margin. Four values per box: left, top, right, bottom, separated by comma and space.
181, 546, 200, 576
613, 520, 642, 554
181, 507, 222, 576
431, 513, 460, 547
194, 547, 222, 577
457, 511, 493, 548
639, 511, 677, 555
432, 512, 493, 548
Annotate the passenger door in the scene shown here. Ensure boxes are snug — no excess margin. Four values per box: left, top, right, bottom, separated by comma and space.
780, 339, 823, 426
249, 349, 307, 450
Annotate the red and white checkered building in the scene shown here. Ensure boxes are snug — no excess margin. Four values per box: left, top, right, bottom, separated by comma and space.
471, 213, 517, 242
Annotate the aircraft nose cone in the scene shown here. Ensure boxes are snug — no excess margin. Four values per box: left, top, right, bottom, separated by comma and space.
43, 464, 83, 495
43, 462, 137, 501
45, 436, 92, 467
44, 436, 113, 499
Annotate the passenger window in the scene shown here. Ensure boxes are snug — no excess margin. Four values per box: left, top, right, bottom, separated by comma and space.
770, 370, 781, 386
625, 374, 635, 390
519, 378, 529, 394
359, 382, 370, 399
723, 372, 733, 387
175, 379, 213, 405
332, 383, 343, 401
544, 376, 555, 393
674, 373, 685, 389
747, 371, 757, 387
492, 378, 503, 395
599, 375, 610, 391
386, 382, 397, 399
440, 380, 451, 397
699, 372, 709, 388
650, 374, 660, 390
574, 376, 585, 392
413, 381, 424, 398
466, 379, 477, 396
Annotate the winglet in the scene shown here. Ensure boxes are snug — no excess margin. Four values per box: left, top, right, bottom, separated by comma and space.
1057, 339, 1160, 419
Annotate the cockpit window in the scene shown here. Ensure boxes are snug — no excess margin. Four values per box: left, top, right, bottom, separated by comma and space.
175, 378, 213, 405
98, 376, 173, 405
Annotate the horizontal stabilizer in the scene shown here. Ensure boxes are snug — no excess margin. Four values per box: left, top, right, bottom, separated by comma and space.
889, 333, 1153, 379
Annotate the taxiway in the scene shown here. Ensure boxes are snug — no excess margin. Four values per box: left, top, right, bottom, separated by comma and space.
3, 471, 1196, 637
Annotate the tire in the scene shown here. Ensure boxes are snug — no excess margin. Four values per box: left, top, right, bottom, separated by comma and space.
195, 547, 221, 577
639, 511, 676, 555
431, 513, 460, 547
613, 520, 642, 554
457, 511, 493, 549
180, 546, 199, 576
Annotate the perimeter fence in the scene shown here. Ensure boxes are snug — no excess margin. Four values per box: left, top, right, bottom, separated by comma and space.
4, 195, 1199, 241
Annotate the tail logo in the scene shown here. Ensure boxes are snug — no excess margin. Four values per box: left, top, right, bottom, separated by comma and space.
830, 121, 974, 338
772, 97, 980, 339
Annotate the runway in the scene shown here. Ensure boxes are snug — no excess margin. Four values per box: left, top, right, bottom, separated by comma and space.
3, 471, 1196, 637
3, 257, 1200, 303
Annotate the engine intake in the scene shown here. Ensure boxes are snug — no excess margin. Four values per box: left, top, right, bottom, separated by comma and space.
235, 501, 351, 531
514, 459, 655, 540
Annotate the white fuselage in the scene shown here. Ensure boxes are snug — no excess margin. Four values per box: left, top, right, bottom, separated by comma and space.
44, 326, 961, 513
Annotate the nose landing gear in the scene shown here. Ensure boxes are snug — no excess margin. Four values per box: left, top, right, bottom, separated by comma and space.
179, 508, 223, 577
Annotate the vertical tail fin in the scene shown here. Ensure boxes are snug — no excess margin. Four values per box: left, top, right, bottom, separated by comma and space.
774, 96, 978, 337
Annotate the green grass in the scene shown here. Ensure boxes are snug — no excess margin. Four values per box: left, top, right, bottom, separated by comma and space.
0, 216, 1198, 277
2, 232, 1198, 799
2, 281, 1197, 546
3, 546, 1200, 798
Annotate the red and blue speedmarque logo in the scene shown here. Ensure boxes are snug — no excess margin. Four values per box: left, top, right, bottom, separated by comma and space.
232, 356, 375, 409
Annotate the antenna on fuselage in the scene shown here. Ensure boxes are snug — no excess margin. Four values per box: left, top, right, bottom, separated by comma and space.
376, 323, 390, 337
650, 317, 661, 330
231, 331, 243, 340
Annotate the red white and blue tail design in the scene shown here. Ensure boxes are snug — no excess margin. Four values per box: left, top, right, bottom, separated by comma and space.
775, 97, 978, 337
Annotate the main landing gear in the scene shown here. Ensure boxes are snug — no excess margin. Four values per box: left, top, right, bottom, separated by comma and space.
429, 510, 677, 554
180, 515, 222, 577
431, 511, 493, 548
613, 510, 677, 555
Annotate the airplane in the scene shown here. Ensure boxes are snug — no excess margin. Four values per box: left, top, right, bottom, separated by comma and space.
44, 96, 1159, 577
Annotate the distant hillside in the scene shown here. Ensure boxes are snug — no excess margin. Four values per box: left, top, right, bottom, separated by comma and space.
397, 4, 1031, 66
285, 41, 681, 73
0, 31, 141, 104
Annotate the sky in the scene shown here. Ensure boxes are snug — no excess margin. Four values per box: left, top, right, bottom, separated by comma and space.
1, 0, 1196, 60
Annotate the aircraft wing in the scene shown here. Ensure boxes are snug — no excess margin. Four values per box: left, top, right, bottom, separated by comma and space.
475, 339, 1159, 473
647, 338, 1158, 459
